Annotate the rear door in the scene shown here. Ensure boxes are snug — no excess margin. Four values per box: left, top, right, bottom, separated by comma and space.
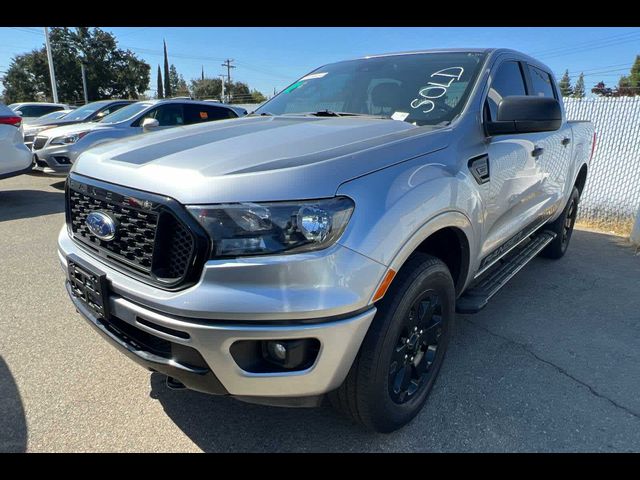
523, 64, 572, 216
478, 59, 549, 266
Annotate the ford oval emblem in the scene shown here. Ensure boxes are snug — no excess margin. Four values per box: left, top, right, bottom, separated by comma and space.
86, 211, 117, 241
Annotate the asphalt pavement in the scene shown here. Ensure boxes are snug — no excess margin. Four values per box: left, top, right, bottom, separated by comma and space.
1, 172, 639, 452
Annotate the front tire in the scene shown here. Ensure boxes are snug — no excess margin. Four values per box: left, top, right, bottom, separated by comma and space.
329, 253, 455, 433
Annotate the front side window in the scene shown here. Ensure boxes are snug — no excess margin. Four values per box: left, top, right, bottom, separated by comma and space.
528, 65, 556, 98
135, 104, 185, 127
255, 52, 487, 126
486, 61, 527, 121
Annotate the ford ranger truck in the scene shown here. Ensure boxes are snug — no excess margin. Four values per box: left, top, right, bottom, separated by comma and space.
58, 49, 595, 433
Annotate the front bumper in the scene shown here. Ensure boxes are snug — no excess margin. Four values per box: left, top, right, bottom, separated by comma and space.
58, 226, 382, 398
32, 144, 81, 173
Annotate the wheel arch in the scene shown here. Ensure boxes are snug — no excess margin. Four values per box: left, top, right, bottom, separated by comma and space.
574, 163, 588, 197
386, 211, 475, 297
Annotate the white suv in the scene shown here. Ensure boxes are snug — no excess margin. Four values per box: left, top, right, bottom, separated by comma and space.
0, 103, 32, 180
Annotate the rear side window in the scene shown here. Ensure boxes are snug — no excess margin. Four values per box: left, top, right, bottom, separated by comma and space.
184, 105, 237, 124
486, 61, 527, 121
528, 65, 556, 98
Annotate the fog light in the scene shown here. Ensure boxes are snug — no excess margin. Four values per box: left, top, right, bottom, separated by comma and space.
230, 338, 321, 373
261, 338, 320, 370
267, 341, 287, 361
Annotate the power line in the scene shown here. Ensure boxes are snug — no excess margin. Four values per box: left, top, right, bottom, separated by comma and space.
528, 30, 640, 57
537, 33, 640, 61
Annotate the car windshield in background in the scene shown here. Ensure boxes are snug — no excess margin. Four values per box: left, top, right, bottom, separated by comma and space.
256, 52, 486, 126
99, 102, 151, 124
62, 102, 109, 121
35, 111, 70, 122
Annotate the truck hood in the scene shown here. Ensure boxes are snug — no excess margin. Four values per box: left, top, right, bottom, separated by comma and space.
73, 115, 450, 204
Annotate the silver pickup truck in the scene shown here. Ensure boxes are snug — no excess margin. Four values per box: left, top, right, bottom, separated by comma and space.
58, 48, 595, 432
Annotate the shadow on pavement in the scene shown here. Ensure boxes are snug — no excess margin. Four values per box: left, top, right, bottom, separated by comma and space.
0, 189, 64, 222
50, 180, 66, 191
148, 373, 384, 452
0, 357, 27, 452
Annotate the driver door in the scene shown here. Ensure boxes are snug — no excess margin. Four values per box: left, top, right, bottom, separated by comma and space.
477, 60, 548, 263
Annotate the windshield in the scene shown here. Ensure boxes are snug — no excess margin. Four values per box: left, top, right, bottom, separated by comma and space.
256, 52, 486, 126
62, 102, 109, 121
37, 110, 70, 121
99, 102, 151, 124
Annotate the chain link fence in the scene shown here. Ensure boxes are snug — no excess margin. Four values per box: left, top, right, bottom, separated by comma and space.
564, 97, 640, 236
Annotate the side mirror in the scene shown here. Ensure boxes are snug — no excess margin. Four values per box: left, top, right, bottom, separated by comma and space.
93, 111, 107, 122
141, 117, 160, 130
15, 110, 23, 117
486, 96, 561, 136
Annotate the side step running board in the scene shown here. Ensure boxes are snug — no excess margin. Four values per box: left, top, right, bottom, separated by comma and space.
456, 230, 556, 314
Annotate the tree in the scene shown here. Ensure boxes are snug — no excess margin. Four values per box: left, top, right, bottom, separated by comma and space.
156, 65, 164, 99
190, 77, 223, 100
630, 55, 640, 89
572, 73, 585, 98
614, 55, 640, 97
163, 40, 171, 98
169, 64, 189, 97
559, 69, 573, 97
591, 81, 614, 97
250, 89, 267, 103
2, 27, 149, 104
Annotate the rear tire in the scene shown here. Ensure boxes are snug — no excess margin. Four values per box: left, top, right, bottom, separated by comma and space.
540, 187, 580, 259
329, 253, 455, 433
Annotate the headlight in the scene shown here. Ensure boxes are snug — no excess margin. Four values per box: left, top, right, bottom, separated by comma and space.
50, 131, 90, 145
188, 197, 355, 258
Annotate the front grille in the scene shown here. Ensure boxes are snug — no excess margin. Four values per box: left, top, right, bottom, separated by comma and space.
66, 175, 207, 289
33, 136, 47, 150
24, 134, 35, 147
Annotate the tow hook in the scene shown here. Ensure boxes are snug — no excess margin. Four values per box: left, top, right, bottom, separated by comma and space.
166, 376, 186, 390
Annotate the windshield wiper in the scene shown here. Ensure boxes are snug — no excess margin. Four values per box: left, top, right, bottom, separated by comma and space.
288, 110, 390, 119
247, 111, 276, 117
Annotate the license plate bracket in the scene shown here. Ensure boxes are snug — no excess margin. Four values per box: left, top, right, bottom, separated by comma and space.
67, 254, 110, 320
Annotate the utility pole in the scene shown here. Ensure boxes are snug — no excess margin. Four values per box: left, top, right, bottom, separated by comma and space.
43, 27, 59, 103
80, 59, 89, 104
219, 74, 227, 103
221, 59, 235, 102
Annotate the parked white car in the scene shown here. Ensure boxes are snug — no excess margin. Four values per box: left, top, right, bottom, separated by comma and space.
8, 102, 70, 122
0, 103, 32, 180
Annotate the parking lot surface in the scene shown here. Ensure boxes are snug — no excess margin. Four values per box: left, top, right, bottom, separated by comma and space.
1, 172, 639, 452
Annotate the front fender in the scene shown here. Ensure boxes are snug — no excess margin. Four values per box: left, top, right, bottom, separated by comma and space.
336, 152, 482, 297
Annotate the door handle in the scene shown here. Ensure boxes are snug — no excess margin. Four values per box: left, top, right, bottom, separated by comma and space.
531, 147, 544, 158
561, 137, 571, 146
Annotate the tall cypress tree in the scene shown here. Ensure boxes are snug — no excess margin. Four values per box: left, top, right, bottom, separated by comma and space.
573, 73, 585, 99
629, 55, 640, 92
156, 65, 164, 99
163, 40, 172, 98
559, 69, 573, 97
